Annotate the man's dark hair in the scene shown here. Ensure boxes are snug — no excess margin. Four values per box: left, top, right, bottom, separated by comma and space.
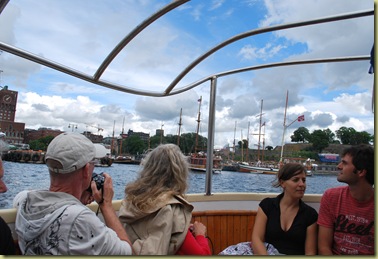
341, 144, 374, 185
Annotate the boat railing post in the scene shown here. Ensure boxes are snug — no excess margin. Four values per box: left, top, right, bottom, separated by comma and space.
205, 77, 217, 195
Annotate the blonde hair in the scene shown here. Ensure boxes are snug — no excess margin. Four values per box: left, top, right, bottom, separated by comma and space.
125, 144, 189, 211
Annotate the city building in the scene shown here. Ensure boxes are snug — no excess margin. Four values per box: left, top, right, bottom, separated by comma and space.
23, 128, 63, 144
0, 86, 25, 144
128, 129, 149, 143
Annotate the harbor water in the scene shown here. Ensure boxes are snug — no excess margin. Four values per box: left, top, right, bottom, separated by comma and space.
0, 161, 345, 209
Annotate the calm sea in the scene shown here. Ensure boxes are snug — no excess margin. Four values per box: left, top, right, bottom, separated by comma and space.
0, 161, 345, 209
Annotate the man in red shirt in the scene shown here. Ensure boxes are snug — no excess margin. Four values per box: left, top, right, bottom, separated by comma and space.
317, 144, 374, 255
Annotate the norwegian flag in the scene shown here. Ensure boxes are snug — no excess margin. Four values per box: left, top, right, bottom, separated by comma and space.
297, 115, 305, 122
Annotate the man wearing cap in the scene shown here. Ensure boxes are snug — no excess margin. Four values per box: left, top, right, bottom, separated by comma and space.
15, 133, 133, 255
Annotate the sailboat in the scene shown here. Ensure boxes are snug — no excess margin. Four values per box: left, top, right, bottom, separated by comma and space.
188, 96, 222, 174
113, 116, 141, 164
237, 99, 279, 174
221, 121, 240, 172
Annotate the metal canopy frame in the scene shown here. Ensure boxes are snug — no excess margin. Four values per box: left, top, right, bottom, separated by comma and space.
0, 0, 373, 195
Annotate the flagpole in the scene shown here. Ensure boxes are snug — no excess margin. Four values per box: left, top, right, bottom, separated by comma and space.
279, 91, 289, 164
279, 91, 304, 165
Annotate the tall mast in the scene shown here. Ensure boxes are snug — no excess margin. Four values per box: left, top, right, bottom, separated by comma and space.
160, 122, 164, 144
257, 99, 263, 161
240, 129, 243, 162
194, 96, 202, 153
119, 115, 125, 156
246, 121, 250, 162
177, 108, 182, 146
233, 121, 236, 160
111, 120, 115, 156
262, 121, 266, 162
280, 90, 289, 164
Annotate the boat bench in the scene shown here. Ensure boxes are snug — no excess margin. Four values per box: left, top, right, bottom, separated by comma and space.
12, 209, 257, 255
192, 210, 257, 255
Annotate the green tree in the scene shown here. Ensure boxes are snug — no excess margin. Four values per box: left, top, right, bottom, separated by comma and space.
125, 135, 147, 155
29, 135, 55, 151
310, 129, 329, 153
323, 128, 336, 143
335, 127, 356, 144
266, 145, 274, 150
177, 133, 206, 154
351, 131, 372, 144
149, 135, 163, 149
238, 139, 248, 149
291, 127, 310, 143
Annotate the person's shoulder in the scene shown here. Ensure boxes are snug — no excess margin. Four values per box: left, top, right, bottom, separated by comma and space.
261, 196, 275, 202
302, 202, 318, 216
324, 185, 347, 196
260, 196, 276, 207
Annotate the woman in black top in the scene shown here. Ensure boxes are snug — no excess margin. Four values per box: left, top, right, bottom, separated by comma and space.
251, 163, 318, 255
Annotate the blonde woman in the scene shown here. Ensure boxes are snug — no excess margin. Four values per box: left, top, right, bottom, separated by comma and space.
119, 144, 210, 255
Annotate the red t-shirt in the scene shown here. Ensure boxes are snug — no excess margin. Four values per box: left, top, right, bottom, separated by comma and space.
318, 186, 374, 255
176, 230, 211, 255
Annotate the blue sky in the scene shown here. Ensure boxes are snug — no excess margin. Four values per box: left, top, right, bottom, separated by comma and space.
0, 0, 374, 149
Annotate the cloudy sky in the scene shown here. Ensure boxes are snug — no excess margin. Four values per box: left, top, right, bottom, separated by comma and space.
0, 0, 374, 150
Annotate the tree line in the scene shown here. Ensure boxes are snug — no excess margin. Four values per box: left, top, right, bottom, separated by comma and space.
29, 126, 373, 156
289, 126, 373, 152
28, 133, 208, 156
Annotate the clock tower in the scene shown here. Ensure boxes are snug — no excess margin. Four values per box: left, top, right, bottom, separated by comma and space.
0, 87, 17, 121
0, 86, 25, 144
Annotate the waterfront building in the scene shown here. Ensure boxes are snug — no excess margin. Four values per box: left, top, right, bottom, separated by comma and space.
0, 86, 25, 144
23, 128, 63, 144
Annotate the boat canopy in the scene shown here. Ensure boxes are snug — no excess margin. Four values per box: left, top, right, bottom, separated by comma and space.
0, 1, 373, 194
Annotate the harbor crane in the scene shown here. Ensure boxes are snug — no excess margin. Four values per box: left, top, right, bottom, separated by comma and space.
85, 123, 104, 135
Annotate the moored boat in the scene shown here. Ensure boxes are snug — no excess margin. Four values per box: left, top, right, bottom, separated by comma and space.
113, 155, 141, 165
2, 150, 45, 164
238, 161, 279, 174
188, 152, 222, 174
221, 162, 240, 172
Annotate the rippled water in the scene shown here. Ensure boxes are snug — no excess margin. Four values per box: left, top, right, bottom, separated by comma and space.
0, 161, 345, 209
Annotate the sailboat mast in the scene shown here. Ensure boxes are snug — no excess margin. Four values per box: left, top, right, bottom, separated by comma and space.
257, 99, 263, 161
246, 121, 250, 162
241, 129, 243, 162
111, 120, 115, 156
262, 121, 266, 162
280, 90, 289, 163
119, 116, 125, 156
233, 121, 236, 160
194, 96, 202, 153
177, 108, 182, 146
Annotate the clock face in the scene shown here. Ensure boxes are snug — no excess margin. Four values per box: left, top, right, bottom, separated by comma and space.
3, 95, 12, 103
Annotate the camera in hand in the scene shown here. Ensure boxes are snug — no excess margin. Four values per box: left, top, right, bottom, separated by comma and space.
86, 172, 105, 193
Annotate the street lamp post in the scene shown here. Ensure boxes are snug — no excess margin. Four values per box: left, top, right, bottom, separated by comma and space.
68, 123, 78, 132
160, 123, 164, 144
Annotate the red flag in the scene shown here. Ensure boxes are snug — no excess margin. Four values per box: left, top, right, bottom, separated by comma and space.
298, 115, 305, 122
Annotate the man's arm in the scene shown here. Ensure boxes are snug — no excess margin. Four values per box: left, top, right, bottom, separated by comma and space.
318, 225, 334, 255
93, 174, 133, 250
